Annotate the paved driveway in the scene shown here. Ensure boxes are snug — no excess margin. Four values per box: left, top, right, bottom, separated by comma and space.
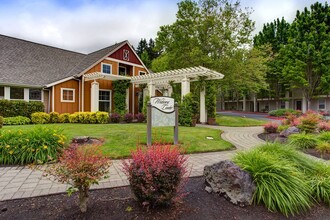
218, 111, 276, 121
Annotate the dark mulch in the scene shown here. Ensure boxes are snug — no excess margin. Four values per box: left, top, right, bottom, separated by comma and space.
258, 133, 330, 160
1, 177, 330, 220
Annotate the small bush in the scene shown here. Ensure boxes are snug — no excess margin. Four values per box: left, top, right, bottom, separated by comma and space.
268, 109, 298, 117
31, 112, 50, 124
297, 112, 321, 133
263, 122, 278, 133
0, 127, 66, 165
318, 132, 330, 143
49, 112, 60, 123
179, 94, 193, 127
135, 113, 145, 123
318, 122, 330, 132
0, 116, 3, 128
96, 112, 109, 124
3, 116, 31, 125
289, 133, 319, 149
69, 113, 79, 123
59, 113, 70, 123
44, 145, 111, 213
316, 142, 330, 156
123, 113, 133, 123
278, 125, 289, 132
123, 144, 189, 207
110, 112, 121, 123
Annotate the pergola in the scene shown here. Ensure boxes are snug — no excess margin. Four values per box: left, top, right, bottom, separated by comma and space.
131, 66, 224, 123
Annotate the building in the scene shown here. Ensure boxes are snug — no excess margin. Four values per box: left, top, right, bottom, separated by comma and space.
0, 35, 149, 114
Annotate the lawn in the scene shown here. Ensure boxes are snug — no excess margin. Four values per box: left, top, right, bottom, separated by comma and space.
2, 124, 233, 158
216, 114, 267, 127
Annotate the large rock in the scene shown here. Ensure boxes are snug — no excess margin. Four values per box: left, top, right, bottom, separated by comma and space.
203, 160, 255, 207
280, 126, 300, 137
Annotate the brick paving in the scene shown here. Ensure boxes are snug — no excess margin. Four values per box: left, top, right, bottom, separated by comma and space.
0, 125, 264, 201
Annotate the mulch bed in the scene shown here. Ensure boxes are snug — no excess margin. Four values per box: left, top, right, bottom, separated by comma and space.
1, 177, 330, 220
258, 133, 330, 160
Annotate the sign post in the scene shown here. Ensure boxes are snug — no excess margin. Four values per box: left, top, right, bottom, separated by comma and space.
147, 97, 178, 146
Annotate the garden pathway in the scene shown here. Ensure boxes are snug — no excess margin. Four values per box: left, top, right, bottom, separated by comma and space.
0, 125, 264, 201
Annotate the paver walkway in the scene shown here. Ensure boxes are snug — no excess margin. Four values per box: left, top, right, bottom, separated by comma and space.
0, 125, 264, 201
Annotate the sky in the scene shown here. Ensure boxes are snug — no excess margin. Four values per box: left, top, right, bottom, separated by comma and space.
0, 0, 326, 53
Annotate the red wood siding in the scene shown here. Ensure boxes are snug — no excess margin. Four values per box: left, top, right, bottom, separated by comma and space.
109, 44, 142, 65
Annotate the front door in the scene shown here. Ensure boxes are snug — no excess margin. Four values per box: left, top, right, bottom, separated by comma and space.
296, 100, 302, 111
99, 90, 111, 112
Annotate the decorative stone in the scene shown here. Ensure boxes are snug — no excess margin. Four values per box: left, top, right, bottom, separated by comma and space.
203, 160, 255, 207
72, 136, 90, 144
280, 126, 300, 137
205, 186, 213, 193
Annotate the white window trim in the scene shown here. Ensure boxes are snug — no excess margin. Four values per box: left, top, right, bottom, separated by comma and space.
318, 99, 326, 110
101, 62, 112, 74
118, 66, 127, 76
99, 89, 112, 111
138, 70, 146, 76
61, 88, 75, 103
9, 87, 25, 100
29, 88, 42, 102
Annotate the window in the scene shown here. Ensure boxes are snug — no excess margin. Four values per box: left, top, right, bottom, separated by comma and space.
119, 66, 127, 76
319, 99, 326, 110
29, 89, 42, 101
139, 71, 146, 76
280, 101, 285, 109
61, 88, 75, 102
99, 90, 111, 112
0, 87, 4, 99
123, 49, 129, 61
102, 63, 112, 74
10, 87, 24, 100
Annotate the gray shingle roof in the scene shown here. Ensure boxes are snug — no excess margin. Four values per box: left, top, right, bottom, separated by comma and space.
0, 34, 126, 87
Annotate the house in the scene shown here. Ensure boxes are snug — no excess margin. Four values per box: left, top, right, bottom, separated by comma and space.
0, 34, 149, 114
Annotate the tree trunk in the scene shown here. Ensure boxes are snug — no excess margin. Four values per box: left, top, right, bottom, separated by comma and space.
79, 188, 89, 213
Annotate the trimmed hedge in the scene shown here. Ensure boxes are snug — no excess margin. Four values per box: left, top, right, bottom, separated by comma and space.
268, 109, 299, 117
0, 100, 44, 118
3, 116, 31, 125
0, 116, 3, 128
31, 112, 50, 124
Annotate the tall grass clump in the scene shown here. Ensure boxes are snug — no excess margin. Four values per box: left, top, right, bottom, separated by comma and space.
289, 133, 319, 149
233, 143, 312, 216
318, 132, 330, 143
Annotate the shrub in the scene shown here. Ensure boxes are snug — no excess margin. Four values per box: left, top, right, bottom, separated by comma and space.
77, 112, 97, 124
113, 80, 130, 114
3, 116, 31, 125
96, 112, 109, 124
69, 113, 79, 123
289, 133, 319, 149
49, 112, 60, 123
268, 109, 298, 117
135, 113, 145, 123
123, 113, 133, 123
179, 93, 193, 127
278, 125, 289, 132
0, 116, 3, 128
110, 112, 121, 123
318, 132, 330, 143
318, 121, 330, 132
123, 144, 189, 207
0, 100, 44, 118
59, 113, 70, 123
31, 112, 50, 124
233, 143, 313, 216
297, 112, 322, 133
263, 122, 278, 133
316, 142, 330, 156
0, 127, 66, 165
44, 145, 111, 213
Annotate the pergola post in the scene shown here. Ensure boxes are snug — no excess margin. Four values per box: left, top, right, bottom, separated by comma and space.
91, 81, 99, 112
126, 88, 129, 112
168, 85, 173, 97
148, 81, 155, 97
200, 86, 207, 124
181, 76, 190, 99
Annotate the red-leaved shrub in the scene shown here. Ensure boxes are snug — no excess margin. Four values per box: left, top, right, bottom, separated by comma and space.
318, 121, 330, 132
264, 122, 279, 133
123, 113, 133, 123
135, 113, 146, 123
297, 112, 322, 133
123, 144, 189, 207
44, 145, 111, 213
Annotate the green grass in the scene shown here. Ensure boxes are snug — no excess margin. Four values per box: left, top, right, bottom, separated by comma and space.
216, 114, 266, 127
2, 123, 233, 159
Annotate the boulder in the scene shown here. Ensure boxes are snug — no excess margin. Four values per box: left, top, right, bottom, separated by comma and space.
72, 136, 90, 144
280, 126, 300, 137
203, 160, 255, 207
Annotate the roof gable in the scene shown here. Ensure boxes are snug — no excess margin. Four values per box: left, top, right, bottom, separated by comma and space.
109, 43, 143, 65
